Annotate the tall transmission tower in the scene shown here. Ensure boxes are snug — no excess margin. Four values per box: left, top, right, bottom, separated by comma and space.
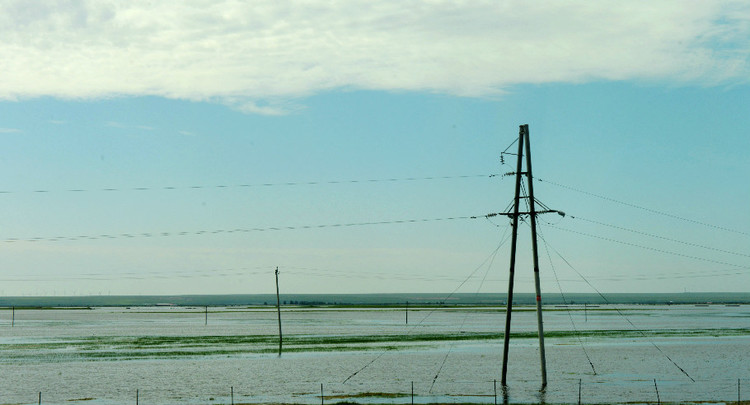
499, 124, 564, 388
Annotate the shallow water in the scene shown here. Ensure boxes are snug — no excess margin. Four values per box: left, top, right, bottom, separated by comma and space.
1, 305, 748, 404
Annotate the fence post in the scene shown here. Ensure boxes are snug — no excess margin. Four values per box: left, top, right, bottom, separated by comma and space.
411, 381, 414, 405
136, 389, 139, 405
578, 379, 582, 405
654, 379, 660, 405
739, 378, 741, 405
320, 383, 324, 405
38, 392, 41, 405
231, 386, 234, 405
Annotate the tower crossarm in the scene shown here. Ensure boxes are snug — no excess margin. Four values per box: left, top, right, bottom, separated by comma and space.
483, 210, 565, 218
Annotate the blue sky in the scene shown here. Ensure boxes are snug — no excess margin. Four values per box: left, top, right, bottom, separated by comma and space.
1, 1, 748, 296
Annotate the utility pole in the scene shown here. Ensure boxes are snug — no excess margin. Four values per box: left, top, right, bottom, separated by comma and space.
501, 125, 524, 387
275, 267, 282, 356
524, 124, 548, 387
500, 124, 563, 388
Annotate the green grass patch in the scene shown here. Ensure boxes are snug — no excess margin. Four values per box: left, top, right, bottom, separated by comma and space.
327, 392, 409, 399
3, 327, 748, 363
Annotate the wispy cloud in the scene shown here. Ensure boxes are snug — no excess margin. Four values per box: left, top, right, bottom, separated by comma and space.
0, 127, 22, 133
0, 1, 747, 114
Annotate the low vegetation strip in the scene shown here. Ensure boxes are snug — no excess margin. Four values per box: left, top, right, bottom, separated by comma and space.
2, 328, 747, 363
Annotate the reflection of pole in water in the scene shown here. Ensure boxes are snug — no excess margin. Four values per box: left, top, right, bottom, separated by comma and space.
493, 379, 497, 405
537, 384, 547, 404
275, 267, 282, 356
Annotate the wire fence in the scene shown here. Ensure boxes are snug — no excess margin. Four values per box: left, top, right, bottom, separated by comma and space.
14, 378, 748, 405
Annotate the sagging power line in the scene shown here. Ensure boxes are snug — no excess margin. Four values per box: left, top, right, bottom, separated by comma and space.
537, 231, 695, 382
1, 215, 485, 244
565, 215, 750, 259
536, 223, 597, 376
0, 174, 498, 195
536, 178, 748, 237
342, 235, 510, 384
545, 225, 750, 271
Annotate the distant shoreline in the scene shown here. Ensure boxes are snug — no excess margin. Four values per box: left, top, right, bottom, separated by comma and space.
1, 292, 748, 307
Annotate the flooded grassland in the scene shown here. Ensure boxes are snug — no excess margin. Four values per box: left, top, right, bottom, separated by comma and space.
1, 305, 748, 404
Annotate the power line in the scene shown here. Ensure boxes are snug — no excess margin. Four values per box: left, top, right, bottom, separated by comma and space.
429, 225, 510, 392
545, 224, 750, 271
24, 213, 697, 287
537, 178, 749, 237
537, 228, 695, 382
536, 224, 596, 375
0, 174, 499, 195
343, 235, 510, 384
0, 268, 273, 282
0, 265, 511, 284
566, 216, 750, 259
2, 215, 485, 244
585, 269, 749, 282
534, 215, 749, 281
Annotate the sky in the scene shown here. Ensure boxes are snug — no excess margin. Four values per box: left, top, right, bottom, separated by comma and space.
0, 1, 748, 296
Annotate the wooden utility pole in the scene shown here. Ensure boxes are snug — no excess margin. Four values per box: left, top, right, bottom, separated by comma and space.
500, 124, 562, 388
500, 125, 524, 387
524, 124, 548, 387
275, 267, 282, 356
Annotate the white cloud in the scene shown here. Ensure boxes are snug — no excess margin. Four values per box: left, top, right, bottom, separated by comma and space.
0, 0, 747, 113
0, 127, 22, 133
